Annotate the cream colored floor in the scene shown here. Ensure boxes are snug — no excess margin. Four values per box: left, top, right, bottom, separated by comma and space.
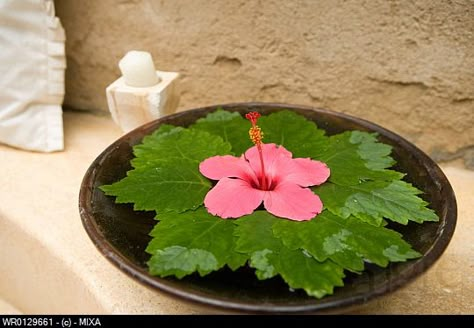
0, 111, 472, 314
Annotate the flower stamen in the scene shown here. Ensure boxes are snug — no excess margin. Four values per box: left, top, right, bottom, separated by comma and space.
245, 112, 268, 190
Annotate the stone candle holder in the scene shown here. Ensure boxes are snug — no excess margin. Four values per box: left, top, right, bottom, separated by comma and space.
106, 51, 180, 132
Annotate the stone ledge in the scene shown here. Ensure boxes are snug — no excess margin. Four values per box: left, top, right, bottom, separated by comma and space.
0, 298, 21, 315
0, 111, 472, 314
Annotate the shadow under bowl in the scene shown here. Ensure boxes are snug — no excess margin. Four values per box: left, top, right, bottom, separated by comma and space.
79, 102, 457, 314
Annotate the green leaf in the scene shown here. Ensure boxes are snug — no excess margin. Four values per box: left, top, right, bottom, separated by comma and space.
147, 208, 247, 277
100, 128, 232, 213
234, 211, 282, 253
100, 160, 210, 212
140, 124, 179, 144
318, 132, 403, 185
132, 127, 232, 168
350, 131, 395, 170
234, 211, 345, 298
316, 181, 439, 225
273, 211, 421, 272
315, 181, 390, 226
273, 213, 363, 272
190, 110, 252, 156
270, 247, 345, 298
258, 110, 329, 158
148, 246, 218, 278
249, 249, 277, 280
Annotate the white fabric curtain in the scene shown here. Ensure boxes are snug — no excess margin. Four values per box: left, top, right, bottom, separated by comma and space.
0, 0, 65, 152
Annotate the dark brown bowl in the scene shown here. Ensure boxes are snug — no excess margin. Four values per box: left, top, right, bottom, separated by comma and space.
79, 102, 456, 314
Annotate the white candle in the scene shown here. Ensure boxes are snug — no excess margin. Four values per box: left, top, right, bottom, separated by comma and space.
118, 50, 160, 87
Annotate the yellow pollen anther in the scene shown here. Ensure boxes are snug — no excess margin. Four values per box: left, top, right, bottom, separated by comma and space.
249, 126, 263, 145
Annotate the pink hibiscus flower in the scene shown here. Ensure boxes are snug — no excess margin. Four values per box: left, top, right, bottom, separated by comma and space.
199, 143, 330, 221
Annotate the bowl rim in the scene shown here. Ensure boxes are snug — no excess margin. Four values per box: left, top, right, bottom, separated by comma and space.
79, 102, 457, 313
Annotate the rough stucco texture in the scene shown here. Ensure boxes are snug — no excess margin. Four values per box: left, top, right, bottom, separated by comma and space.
55, 0, 474, 164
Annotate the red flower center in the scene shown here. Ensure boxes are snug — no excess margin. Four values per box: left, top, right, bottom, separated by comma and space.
249, 174, 279, 191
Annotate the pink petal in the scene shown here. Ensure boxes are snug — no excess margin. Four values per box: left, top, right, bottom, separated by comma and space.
199, 155, 258, 185
263, 182, 323, 221
274, 158, 330, 187
204, 177, 264, 218
244, 143, 292, 178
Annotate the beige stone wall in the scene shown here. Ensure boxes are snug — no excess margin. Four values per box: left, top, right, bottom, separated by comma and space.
55, 0, 474, 166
